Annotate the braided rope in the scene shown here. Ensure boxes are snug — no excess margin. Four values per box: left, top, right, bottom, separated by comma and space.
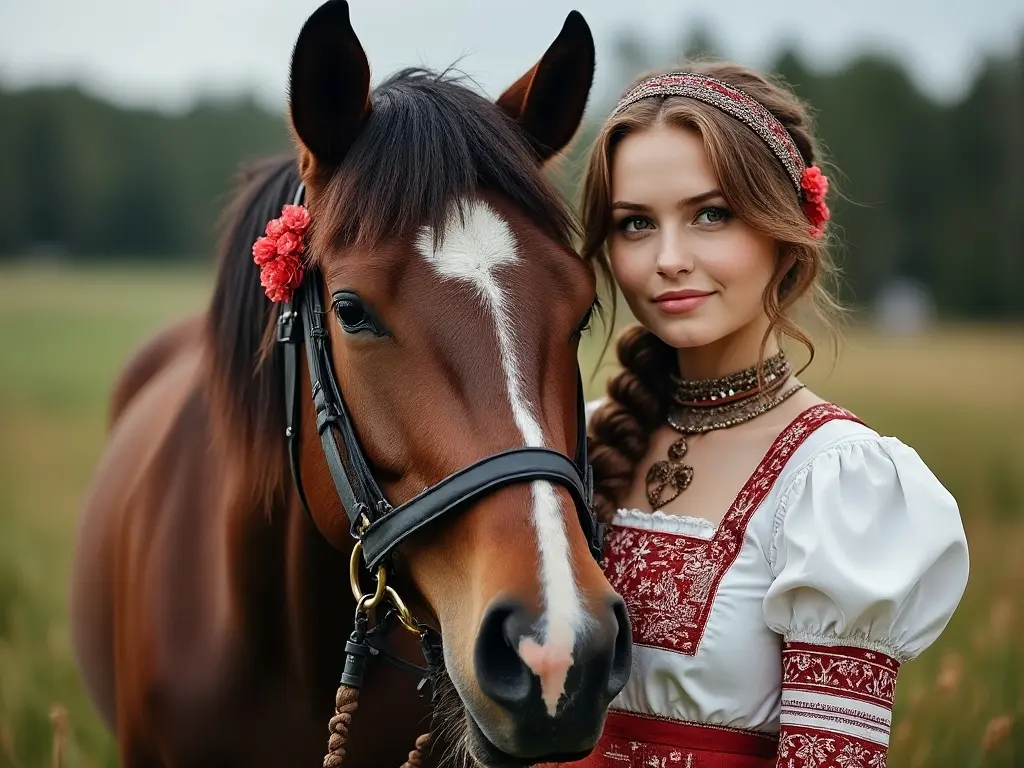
323, 684, 361, 768
399, 733, 433, 767
322, 682, 435, 767
323, 578, 441, 766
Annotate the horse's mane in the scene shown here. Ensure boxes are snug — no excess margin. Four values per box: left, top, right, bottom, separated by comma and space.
204, 67, 580, 515
308, 67, 578, 257
205, 154, 299, 513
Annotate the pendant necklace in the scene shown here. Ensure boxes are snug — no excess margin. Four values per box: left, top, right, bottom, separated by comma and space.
645, 350, 804, 509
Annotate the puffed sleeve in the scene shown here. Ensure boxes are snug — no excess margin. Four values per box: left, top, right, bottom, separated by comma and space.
762, 435, 969, 767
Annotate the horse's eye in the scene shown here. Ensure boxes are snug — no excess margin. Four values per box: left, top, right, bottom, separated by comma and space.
332, 294, 379, 335
572, 300, 600, 341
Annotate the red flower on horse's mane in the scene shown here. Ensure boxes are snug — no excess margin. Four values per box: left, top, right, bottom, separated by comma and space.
252, 203, 309, 302
260, 252, 304, 303
800, 166, 830, 239
280, 204, 310, 231
252, 236, 278, 266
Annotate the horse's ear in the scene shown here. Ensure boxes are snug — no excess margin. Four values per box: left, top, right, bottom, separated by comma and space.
496, 10, 595, 163
287, 0, 371, 170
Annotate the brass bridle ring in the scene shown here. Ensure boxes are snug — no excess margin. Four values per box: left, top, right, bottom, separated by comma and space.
349, 540, 387, 610
385, 586, 420, 635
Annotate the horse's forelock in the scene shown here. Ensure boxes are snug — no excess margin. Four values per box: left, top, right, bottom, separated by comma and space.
308, 67, 580, 262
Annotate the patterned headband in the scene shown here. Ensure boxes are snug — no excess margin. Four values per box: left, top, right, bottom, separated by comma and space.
612, 72, 830, 238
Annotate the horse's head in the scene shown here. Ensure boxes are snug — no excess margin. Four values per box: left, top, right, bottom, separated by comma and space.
284, 1, 630, 764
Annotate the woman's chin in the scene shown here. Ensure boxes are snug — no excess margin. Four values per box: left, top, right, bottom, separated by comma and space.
648, 319, 725, 351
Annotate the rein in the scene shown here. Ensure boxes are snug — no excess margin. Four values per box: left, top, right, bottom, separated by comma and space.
275, 184, 605, 765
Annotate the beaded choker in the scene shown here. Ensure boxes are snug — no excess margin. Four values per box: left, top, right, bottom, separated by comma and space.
646, 350, 803, 509
671, 350, 790, 405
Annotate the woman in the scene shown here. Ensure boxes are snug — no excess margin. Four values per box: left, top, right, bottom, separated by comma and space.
568, 63, 970, 767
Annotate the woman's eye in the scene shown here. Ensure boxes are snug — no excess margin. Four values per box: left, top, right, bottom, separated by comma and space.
618, 216, 654, 234
695, 206, 731, 226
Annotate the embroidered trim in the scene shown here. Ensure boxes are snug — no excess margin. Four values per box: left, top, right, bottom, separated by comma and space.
602, 404, 860, 655
607, 708, 780, 742
585, 709, 779, 767
781, 699, 891, 738
778, 643, 899, 768
783, 632, 911, 665
782, 643, 899, 710
776, 725, 888, 768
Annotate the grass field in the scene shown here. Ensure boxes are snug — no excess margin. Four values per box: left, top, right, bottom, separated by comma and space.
1, 262, 1022, 767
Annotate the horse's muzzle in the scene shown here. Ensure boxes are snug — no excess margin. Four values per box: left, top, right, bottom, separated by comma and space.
468, 594, 632, 762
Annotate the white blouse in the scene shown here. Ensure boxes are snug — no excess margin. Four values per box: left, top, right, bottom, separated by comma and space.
585, 401, 969, 766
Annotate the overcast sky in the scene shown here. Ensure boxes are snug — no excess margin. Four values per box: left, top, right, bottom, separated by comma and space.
2, 0, 1022, 114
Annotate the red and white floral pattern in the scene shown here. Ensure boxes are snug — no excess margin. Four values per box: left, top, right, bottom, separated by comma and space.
781, 644, 898, 708
775, 644, 899, 768
603, 404, 861, 655
588, 735, 773, 767
551, 711, 779, 768
776, 725, 887, 768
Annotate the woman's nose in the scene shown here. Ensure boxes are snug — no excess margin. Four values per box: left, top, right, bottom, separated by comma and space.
655, 231, 694, 277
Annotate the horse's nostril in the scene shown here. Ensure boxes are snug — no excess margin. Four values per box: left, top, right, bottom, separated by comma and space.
608, 595, 633, 697
474, 601, 533, 708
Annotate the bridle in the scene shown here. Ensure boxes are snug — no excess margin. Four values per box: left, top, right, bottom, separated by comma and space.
274, 183, 605, 698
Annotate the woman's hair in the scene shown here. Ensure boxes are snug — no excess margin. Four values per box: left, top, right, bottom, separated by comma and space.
583, 60, 846, 523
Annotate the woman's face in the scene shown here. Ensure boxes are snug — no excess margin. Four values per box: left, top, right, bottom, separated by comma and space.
607, 122, 777, 353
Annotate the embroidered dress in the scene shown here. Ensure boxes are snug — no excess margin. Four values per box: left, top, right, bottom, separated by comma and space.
558, 403, 969, 767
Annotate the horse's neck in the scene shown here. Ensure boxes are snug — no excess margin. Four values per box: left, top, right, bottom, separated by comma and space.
224, 489, 352, 691
217, 343, 356, 689
281, 499, 353, 691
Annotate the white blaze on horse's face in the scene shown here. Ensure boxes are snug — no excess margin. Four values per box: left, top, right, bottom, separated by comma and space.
415, 198, 583, 716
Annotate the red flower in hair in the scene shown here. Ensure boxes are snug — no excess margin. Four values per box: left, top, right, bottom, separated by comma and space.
252, 203, 310, 302
801, 166, 828, 198
800, 166, 830, 238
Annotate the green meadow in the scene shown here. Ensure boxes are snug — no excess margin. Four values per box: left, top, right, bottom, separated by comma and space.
0, 263, 1020, 767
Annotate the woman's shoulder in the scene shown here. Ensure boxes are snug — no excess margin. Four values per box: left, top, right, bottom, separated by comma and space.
765, 397, 965, 532
773, 398, 944, 497
763, 401, 969, 662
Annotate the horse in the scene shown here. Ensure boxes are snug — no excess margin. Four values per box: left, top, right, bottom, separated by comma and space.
68, 2, 632, 766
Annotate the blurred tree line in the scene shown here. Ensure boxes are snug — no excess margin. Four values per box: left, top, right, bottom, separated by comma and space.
0, 27, 1021, 318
